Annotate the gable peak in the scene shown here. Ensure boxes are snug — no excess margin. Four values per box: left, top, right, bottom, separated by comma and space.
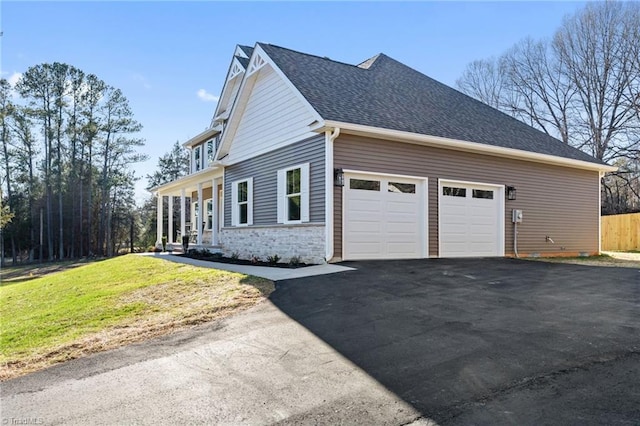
357, 53, 383, 69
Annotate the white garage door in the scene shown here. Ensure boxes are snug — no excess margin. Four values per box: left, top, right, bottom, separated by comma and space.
439, 180, 504, 257
344, 173, 426, 260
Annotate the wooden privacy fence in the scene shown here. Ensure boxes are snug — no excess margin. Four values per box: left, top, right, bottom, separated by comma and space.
601, 213, 640, 251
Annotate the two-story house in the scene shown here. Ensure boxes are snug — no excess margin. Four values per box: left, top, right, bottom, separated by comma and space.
151, 43, 615, 264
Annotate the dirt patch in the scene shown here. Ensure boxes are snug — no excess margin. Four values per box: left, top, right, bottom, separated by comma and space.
531, 252, 640, 268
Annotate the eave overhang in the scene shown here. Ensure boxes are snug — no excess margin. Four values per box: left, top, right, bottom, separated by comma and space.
149, 164, 222, 196
313, 120, 618, 173
182, 127, 220, 149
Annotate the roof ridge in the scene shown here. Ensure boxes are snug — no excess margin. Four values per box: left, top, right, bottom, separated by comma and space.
257, 42, 371, 70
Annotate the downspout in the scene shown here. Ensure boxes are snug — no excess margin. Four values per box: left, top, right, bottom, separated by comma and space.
325, 127, 341, 262
513, 221, 519, 258
598, 171, 604, 254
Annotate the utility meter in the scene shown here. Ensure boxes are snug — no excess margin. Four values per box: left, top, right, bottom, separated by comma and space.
512, 209, 523, 223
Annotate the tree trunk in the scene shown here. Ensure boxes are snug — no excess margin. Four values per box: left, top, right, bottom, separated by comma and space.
129, 214, 134, 253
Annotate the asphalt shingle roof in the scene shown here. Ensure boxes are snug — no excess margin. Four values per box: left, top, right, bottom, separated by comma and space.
259, 43, 602, 165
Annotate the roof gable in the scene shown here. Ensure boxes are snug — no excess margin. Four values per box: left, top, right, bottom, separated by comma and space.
216, 43, 322, 162
259, 43, 604, 166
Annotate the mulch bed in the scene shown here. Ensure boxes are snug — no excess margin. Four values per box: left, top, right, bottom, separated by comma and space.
178, 251, 310, 269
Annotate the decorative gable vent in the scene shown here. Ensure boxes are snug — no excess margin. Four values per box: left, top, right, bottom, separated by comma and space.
228, 60, 244, 81
247, 53, 266, 75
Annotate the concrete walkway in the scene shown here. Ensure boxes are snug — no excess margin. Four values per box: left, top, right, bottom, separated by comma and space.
138, 252, 355, 281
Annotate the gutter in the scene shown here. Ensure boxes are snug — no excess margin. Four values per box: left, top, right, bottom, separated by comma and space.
149, 163, 223, 194
181, 127, 221, 149
325, 127, 340, 262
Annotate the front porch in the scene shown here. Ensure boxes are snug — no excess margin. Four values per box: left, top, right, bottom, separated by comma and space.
153, 168, 224, 251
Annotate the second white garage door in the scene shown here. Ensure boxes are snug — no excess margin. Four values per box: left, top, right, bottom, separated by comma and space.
343, 172, 427, 260
439, 180, 504, 257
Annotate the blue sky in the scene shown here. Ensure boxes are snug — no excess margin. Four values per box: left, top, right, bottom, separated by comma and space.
2, 1, 585, 203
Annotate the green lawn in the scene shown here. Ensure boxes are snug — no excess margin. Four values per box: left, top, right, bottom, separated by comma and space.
0, 255, 273, 380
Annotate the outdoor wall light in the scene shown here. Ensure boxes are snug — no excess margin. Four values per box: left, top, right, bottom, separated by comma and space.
506, 186, 517, 201
334, 168, 344, 187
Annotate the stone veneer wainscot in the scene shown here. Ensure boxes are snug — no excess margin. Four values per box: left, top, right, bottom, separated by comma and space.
219, 224, 326, 265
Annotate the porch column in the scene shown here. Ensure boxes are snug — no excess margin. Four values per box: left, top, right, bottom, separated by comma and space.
212, 177, 217, 245
180, 189, 186, 240
197, 182, 203, 246
156, 193, 163, 247
167, 195, 174, 244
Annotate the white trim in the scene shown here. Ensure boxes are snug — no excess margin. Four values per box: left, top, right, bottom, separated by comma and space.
231, 177, 253, 227
234, 45, 250, 59
231, 181, 238, 226
342, 169, 430, 181
151, 168, 223, 195
277, 169, 285, 224
216, 44, 324, 160
322, 120, 617, 173
168, 195, 174, 244
182, 127, 219, 149
277, 163, 310, 225
342, 170, 428, 260
156, 195, 163, 246
192, 145, 203, 173
228, 58, 245, 82
204, 138, 216, 168
180, 189, 186, 239
324, 129, 340, 261
256, 44, 324, 125
247, 177, 253, 226
598, 172, 603, 254
214, 179, 222, 245
438, 179, 505, 258
247, 52, 267, 75
196, 183, 203, 246
204, 198, 213, 230
211, 51, 247, 129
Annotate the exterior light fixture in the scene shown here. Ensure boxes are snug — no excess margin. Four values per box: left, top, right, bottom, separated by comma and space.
506, 186, 517, 201
334, 168, 344, 187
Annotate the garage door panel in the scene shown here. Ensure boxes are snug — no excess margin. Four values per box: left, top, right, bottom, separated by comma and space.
348, 199, 383, 211
386, 223, 419, 234
348, 223, 383, 234
387, 215, 419, 225
344, 173, 426, 260
347, 243, 383, 257
387, 199, 417, 210
440, 181, 502, 258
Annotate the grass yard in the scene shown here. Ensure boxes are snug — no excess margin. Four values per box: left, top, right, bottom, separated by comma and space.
0, 255, 273, 380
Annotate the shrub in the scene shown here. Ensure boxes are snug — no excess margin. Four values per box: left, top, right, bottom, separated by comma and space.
267, 254, 280, 265
289, 255, 301, 267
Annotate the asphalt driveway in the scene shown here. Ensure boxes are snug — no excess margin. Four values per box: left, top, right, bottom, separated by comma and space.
3, 259, 639, 425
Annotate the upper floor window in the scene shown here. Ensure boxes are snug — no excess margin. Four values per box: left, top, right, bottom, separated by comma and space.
231, 178, 253, 226
192, 145, 202, 173
206, 139, 215, 167
277, 163, 310, 224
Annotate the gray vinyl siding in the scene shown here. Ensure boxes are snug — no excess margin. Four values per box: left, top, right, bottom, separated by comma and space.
224, 134, 325, 227
334, 134, 599, 258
